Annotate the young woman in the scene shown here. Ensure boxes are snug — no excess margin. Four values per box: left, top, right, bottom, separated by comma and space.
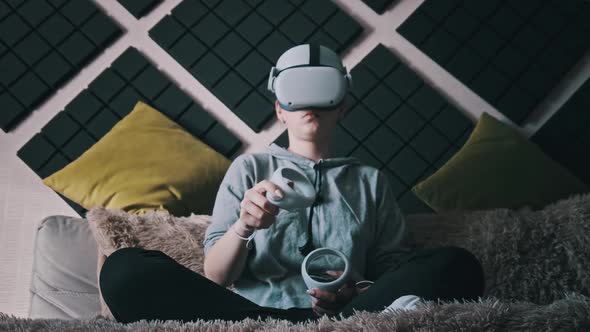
98, 97, 485, 324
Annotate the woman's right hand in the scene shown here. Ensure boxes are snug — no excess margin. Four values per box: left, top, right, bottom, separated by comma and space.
236, 180, 284, 236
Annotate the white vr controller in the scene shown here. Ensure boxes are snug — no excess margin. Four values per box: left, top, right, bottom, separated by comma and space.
265, 167, 352, 292
265, 166, 317, 210
301, 247, 350, 292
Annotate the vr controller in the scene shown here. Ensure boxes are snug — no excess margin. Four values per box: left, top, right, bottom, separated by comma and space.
266, 167, 374, 292
265, 166, 316, 210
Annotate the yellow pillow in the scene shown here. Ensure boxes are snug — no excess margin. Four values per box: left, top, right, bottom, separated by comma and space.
43, 101, 232, 216
412, 112, 589, 212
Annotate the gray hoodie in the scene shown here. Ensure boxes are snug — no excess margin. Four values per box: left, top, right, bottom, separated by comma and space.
204, 142, 413, 309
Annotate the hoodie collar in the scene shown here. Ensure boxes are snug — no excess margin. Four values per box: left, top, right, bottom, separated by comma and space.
267, 143, 362, 169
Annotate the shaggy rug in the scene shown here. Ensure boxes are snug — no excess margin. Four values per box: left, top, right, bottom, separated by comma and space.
408, 193, 590, 304
2, 294, 590, 331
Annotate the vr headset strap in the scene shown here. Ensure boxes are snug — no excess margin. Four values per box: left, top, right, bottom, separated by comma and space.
309, 43, 320, 66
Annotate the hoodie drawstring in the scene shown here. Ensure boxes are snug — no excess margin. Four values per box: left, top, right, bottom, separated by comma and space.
298, 160, 323, 256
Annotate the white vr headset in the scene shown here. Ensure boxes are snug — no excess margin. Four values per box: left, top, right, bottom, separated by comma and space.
267, 44, 353, 112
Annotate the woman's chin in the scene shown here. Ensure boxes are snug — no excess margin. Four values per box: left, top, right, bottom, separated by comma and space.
302, 126, 321, 135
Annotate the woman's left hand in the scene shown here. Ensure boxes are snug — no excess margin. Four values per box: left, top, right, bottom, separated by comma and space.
306, 270, 357, 317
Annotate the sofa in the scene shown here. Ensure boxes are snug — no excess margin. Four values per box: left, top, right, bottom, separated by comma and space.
28, 215, 102, 319
27, 212, 437, 320
22, 194, 590, 331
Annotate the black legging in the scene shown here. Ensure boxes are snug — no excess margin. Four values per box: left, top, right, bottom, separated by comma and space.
99, 246, 485, 324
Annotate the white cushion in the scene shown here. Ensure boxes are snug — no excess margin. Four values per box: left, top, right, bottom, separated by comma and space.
28, 215, 101, 319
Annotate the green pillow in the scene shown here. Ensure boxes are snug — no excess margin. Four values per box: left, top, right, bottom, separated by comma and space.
412, 112, 589, 212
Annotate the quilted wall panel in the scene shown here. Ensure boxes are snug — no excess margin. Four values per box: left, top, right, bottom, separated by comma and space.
362, 0, 396, 14
397, 0, 590, 125
149, 0, 364, 133
532, 78, 590, 187
0, 0, 122, 132
116, 0, 162, 19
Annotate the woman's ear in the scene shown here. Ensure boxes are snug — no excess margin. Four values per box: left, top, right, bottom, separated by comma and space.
275, 100, 286, 123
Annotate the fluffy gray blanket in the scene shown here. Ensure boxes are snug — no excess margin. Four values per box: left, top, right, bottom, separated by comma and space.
2, 294, 590, 331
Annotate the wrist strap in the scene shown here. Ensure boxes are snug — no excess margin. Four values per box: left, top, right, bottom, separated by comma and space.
231, 219, 256, 249
355, 280, 375, 288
